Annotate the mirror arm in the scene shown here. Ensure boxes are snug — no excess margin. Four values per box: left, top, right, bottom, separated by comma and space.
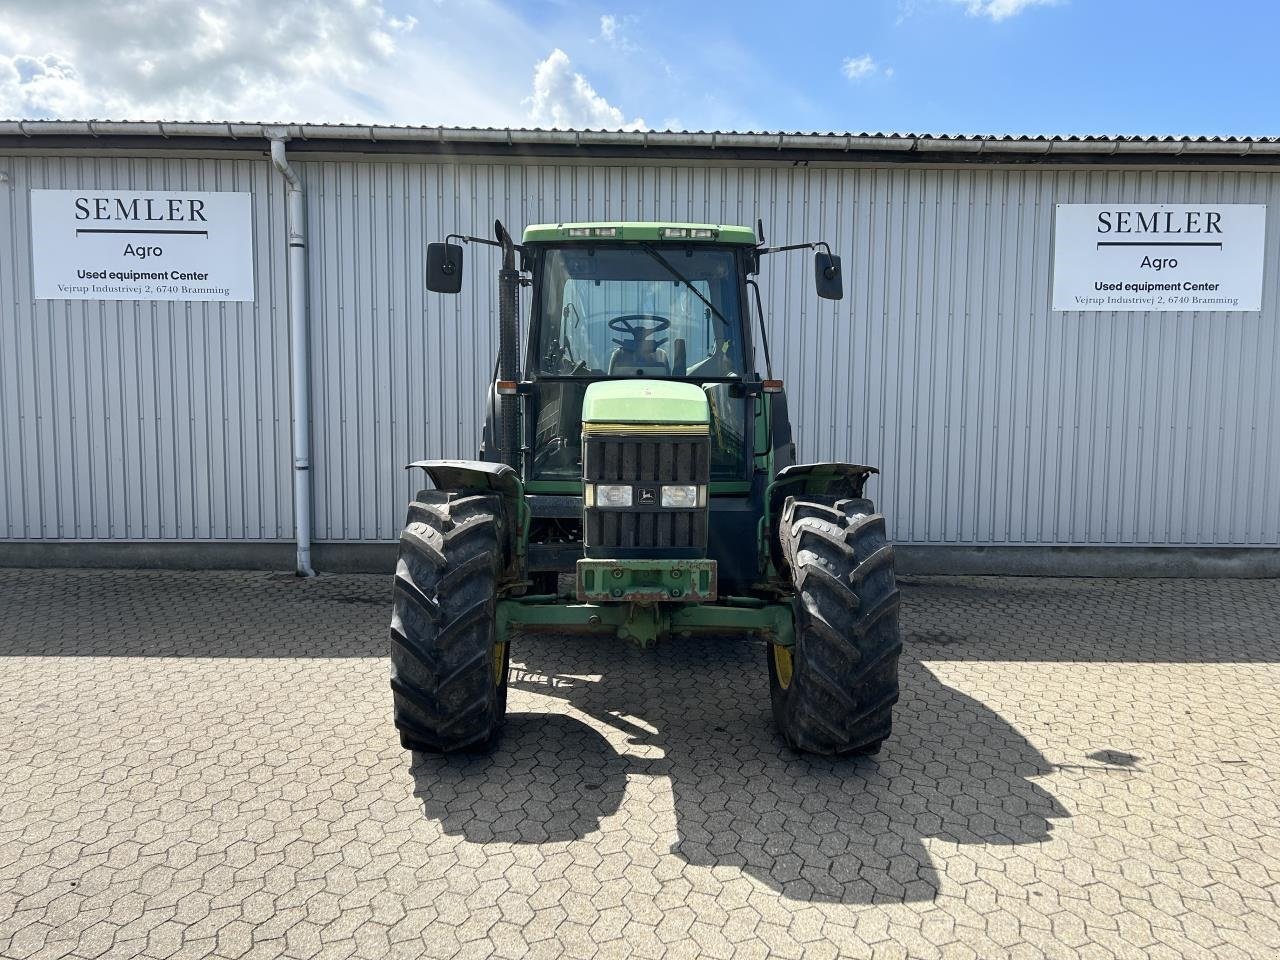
445, 232, 529, 259
758, 240, 833, 258
760, 240, 840, 284
446, 232, 496, 248
758, 241, 813, 255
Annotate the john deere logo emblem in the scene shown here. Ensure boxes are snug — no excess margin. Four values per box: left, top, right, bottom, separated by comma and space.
638, 487, 657, 504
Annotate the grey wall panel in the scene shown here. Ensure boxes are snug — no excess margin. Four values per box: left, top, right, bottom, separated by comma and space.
0, 154, 292, 541
4, 151, 1279, 549
299, 158, 1280, 546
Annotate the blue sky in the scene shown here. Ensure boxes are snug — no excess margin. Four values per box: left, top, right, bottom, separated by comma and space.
1, 0, 1275, 135
510, 0, 1278, 135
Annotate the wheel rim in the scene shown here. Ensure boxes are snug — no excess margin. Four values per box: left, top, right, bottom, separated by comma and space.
492, 641, 508, 685
772, 644, 794, 690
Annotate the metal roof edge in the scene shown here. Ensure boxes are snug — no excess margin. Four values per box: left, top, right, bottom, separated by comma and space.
4, 121, 1280, 160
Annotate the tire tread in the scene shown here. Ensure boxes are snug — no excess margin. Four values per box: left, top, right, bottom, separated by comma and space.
770, 494, 902, 756
389, 490, 507, 753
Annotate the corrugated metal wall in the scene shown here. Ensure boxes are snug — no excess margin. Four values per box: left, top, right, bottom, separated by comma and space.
0, 154, 292, 541
4, 151, 1280, 548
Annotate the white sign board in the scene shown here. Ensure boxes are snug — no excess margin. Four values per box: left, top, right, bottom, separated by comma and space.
1052, 203, 1266, 312
30, 189, 255, 301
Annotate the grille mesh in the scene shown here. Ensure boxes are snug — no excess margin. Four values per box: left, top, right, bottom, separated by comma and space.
584, 437, 708, 484
584, 434, 709, 551
587, 508, 706, 550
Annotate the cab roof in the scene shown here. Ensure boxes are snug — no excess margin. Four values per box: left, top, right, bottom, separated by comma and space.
522, 221, 757, 245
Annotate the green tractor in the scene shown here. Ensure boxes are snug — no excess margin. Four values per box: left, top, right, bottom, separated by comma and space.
389, 220, 901, 755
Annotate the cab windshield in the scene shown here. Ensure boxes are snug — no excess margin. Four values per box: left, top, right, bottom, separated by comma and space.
529, 244, 753, 483
534, 246, 746, 378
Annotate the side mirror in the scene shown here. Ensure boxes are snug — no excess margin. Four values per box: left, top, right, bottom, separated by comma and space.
814, 251, 843, 300
426, 242, 464, 294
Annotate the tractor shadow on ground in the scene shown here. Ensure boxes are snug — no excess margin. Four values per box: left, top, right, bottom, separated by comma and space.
410, 634, 1068, 905
409, 712, 634, 843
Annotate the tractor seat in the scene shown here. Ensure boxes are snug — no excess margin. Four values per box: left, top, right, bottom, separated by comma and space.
608, 345, 670, 377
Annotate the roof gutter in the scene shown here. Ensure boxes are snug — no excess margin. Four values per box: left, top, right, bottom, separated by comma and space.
269, 134, 316, 578
3, 121, 1278, 163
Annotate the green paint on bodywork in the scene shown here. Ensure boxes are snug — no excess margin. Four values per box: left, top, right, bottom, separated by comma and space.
522, 221, 758, 245
495, 597, 794, 649
522, 480, 581, 494
576, 558, 717, 603
581, 380, 709, 425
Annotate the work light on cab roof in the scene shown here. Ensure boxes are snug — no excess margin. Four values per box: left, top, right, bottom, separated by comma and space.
390, 215, 900, 760
519, 221, 759, 244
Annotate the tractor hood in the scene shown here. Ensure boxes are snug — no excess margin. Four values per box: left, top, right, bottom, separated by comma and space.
581, 380, 710, 427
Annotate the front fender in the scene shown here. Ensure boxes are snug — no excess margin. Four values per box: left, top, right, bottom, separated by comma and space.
407, 459, 526, 578
408, 459, 521, 498
766, 462, 878, 516
761, 462, 879, 578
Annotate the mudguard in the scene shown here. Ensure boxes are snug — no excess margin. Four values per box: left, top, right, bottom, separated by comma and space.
408, 459, 520, 497
767, 462, 878, 514
406, 459, 525, 577
762, 462, 880, 577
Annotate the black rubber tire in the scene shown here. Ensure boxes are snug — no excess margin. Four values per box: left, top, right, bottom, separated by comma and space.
389, 491, 509, 753
768, 495, 902, 756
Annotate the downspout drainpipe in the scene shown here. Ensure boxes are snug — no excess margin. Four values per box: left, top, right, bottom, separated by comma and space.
269, 135, 316, 577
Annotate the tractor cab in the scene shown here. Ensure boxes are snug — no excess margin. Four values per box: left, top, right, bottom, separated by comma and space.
510, 223, 792, 591
521, 223, 757, 487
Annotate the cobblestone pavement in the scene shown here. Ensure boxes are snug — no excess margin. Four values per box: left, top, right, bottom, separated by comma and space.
1, 570, 1279, 959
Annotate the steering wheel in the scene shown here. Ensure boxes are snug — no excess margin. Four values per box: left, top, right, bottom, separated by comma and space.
608, 314, 671, 347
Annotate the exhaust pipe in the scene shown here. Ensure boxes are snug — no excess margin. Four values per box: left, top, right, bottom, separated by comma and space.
495, 220, 521, 471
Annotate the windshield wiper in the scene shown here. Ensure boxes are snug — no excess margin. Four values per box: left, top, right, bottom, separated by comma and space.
638, 243, 730, 328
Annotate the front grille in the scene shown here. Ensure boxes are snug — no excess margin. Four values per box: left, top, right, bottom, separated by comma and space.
583, 437, 708, 485
586, 509, 707, 550
583, 434, 710, 553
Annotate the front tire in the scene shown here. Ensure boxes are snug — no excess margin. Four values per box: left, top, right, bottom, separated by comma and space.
768, 495, 902, 755
389, 491, 509, 752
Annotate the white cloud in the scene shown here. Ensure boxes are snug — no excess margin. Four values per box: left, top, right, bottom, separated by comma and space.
0, 0, 423, 122
597, 13, 638, 52
5, 52, 89, 117
955, 0, 1056, 21
527, 49, 645, 130
0, 1, 737, 131
844, 54, 885, 81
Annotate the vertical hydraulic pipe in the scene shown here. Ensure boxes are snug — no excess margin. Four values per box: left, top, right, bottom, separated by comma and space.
269, 136, 316, 577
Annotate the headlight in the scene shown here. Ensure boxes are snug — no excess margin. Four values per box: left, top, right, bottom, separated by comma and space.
661, 484, 700, 508
595, 484, 633, 507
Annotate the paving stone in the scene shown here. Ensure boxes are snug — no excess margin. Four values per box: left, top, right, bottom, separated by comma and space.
1, 569, 1278, 958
